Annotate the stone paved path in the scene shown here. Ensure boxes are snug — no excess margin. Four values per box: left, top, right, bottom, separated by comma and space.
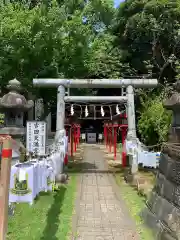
73, 145, 140, 240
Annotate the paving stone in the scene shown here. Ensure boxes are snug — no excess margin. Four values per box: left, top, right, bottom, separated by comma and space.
74, 145, 140, 240
96, 236, 114, 240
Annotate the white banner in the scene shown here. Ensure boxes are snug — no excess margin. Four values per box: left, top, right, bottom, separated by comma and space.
26, 121, 47, 155
59, 136, 66, 156
125, 140, 137, 155
65, 136, 68, 153
98, 134, 103, 140
81, 133, 86, 140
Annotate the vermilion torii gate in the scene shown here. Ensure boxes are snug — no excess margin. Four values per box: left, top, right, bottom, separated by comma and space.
103, 113, 128, 164
33, 78, 158, 173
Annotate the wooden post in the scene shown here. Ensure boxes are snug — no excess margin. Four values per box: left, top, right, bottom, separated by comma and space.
0, 137, 12, 240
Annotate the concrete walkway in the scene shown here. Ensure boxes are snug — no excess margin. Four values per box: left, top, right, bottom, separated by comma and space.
73, 145, 140, 240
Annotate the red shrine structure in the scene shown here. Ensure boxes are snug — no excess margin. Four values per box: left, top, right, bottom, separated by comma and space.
64, 112, 128, 167
103, 113, 128, 166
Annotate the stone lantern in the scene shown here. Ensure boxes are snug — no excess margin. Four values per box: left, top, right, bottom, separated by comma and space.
0, 79, 34, 161
163, 81, 180, 143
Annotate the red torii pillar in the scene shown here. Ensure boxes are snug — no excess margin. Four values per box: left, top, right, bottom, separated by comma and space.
64, 125, 70, 166
73, 123, 80, 153
120, 113, 128, 167
113, 123, 118, 160
73, 124, 77, 153
70, 123, 79, 157
77, 124, 81, 147
111, 122, 126, 162
103, 114, 128, 165
65, 124, 71, 143
109, 123, 113, 153
106, 123, 109, 149
120, 125, 128, 167
70, 124, 74, 157
104, 123, 108, 148
111, 113, 128, 165
103, 123, 106, 146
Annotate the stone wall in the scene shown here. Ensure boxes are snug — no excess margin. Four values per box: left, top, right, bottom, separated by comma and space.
142, 145, 180, 240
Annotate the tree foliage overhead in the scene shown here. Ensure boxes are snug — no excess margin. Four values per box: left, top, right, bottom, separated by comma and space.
113, 0, 180, 82
0, 0, 114, 85
112, 0, 180, 145
0, 0, 116, 109
0, 0, 180, 144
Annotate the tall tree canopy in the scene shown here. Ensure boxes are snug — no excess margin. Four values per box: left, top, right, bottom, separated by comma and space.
112, 0, 180, 145
0, 0, 180, 144
0, 0, 115, 110
0, 0, 114, 85
113, 0, 180, 82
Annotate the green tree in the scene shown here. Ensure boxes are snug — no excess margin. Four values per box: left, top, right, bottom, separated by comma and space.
138, 90, 172, 146
113, 0, 180, 82
0, 0, 115, 116
112, 0, 180, 144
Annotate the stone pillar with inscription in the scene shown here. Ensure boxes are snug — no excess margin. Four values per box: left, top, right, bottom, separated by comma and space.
27, 92, 35, 121
53, 85, 67, 181
46, 112, 51, 133
55, 85, 65, 141
56, 86, 65, 131
35, 98, 44, 121
35, 98, 52, 134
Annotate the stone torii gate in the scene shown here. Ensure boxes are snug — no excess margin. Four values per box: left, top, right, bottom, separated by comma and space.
33, 78, 158, 173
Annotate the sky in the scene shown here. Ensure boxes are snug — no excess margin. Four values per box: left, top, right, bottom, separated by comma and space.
114, 0, 124, 7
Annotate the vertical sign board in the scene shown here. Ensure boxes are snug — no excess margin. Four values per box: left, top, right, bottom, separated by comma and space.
87, 133, 96, 143
26, 121, 47, 155
81, 133, 86, 140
